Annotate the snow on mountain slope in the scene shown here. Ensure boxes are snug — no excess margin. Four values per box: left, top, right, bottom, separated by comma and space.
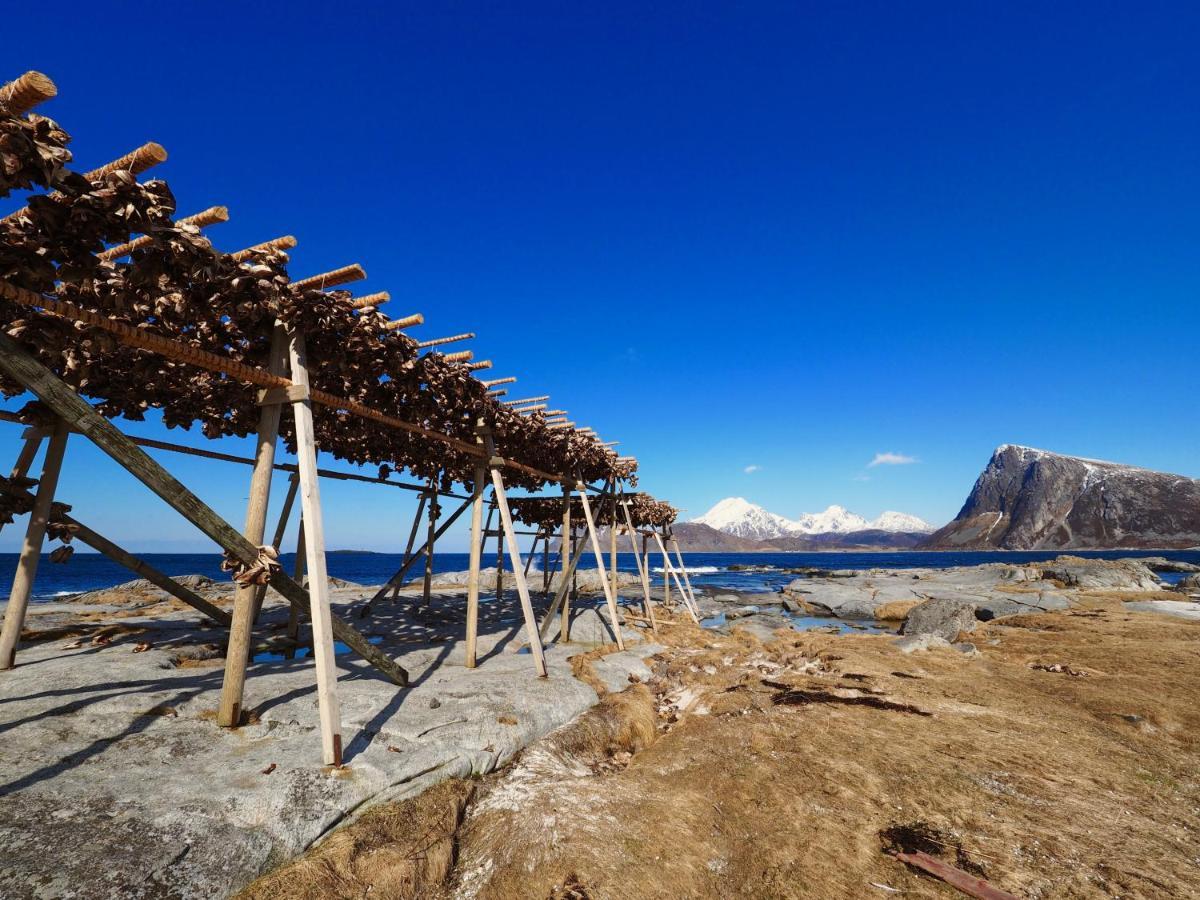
691, 497, 798, 539
691, 498, 934, 539
870, 511, 936, 533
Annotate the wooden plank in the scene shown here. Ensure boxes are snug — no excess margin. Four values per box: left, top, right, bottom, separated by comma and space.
288, 331, 344, 765
0, 434, 44, 537
0, 331, 408, 689
0, 420, 68, 668
892, 851, 1019, 900
465, 465, 486, 668
482, 434, 547, 676
219, 324, 289, 727
576, 487, 625, 651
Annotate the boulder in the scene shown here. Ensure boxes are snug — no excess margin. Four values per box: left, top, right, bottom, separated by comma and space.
900, 597, 977, 641
1037, 557, 1160, 592
1123, 557, 1200, 574
1172, 573, 1200, 594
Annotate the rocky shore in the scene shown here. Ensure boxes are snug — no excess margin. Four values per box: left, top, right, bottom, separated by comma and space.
2, 555, 1199, 898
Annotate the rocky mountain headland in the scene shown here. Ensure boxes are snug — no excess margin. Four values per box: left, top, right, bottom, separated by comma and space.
923, 444, 1200, 550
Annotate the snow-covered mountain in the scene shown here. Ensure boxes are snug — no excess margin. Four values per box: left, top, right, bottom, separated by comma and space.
692, 497, 799, 539
691, 497, 935, 540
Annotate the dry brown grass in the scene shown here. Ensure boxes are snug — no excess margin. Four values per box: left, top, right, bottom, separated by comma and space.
237, 778, 474, 900
239, 596, 1200, 899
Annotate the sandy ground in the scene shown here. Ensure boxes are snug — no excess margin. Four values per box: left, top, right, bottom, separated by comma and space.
243, 588, 1200, 899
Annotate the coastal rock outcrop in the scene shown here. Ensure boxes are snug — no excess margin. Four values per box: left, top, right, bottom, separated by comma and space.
922, 445, 1200, 550
900, 597, 977, 641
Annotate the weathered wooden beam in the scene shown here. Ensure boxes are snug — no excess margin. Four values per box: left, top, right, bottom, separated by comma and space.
291, 264, 365, 292
417, 333, 474, 349
231, 235, 297, 263
219, 324, 289, 728
466, 360, 492, 372
502, 396, 550, 406
442, 350, 472, 363
384, 313, 424, 330
481, 377, 515, 388
287, 331, 343, 765
0, 331, 409, 692
577, 487, 624, 651
349, 291, 390, 309
622, 501, 657, 633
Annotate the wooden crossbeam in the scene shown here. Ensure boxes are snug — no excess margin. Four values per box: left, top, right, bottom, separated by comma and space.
503, 396, 550, 406
1, 71, 57, 115
349, 291, 390, 309
442, 350, 472, 363
518, 404, 547, 414
417, 333, 474, 349
467, 360, 492, 372
486, 388, 507, 397
98, 206, 229, 261
231, 236, 297, 263
291, 263, 365, 291
384, 313, 424, 330
481, 377, 516, 388
547, 422, 575, 430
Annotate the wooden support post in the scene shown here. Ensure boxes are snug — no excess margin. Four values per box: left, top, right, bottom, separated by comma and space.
251, 472, 300, 622
577, 486, 625, 651
285, 513, 306, 658
394, 491, 428, 602
482, 431, 547, 676
670, 538, 699, 613
465, 464, 486, 668
287, 330, 344, 765
537, 524, 589, 641
495, 516, 504, 600
542, 529, 551, 595
609, 487, 619, 601
560, 484, 572, 642
422, 479, 438, 606
218, 325, 288, 727
0, 419, 68, 669
0, 331, 408, 695
652, 531, 700, 624
622, 504, 657, 634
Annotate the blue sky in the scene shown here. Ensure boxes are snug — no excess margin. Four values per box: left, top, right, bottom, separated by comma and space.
2, 2, 1198, 551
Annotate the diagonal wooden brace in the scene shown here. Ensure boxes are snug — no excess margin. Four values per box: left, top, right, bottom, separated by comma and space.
0, 331, 408, 689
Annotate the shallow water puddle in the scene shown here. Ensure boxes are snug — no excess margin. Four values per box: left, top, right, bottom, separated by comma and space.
253, 635, 384, 664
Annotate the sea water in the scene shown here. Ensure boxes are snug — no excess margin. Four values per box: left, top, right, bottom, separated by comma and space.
5, 548, 1197, 601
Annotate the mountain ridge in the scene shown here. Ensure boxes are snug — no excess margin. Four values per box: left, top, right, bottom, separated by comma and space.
692, 497, 935, 540
921, 445, 1200, 550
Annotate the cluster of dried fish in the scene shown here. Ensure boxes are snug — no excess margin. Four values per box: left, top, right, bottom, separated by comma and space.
507, 492, 676, 530
0, 103, 635, 491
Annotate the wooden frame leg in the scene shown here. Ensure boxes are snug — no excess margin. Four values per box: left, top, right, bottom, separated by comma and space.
670, 538, 700, 612
560, 485, 572, 642
218, 324, 288, 727
422, 478, 438, 606
0, 418, 68, 669
251, 471, 300, 623
288, 331, 344, 765
653, 531, 700, 623
622, 505, 657, 634
489, 468, 547, 676
0, 432, 44, 537
464, 464, 485, 668
284, 513, 306, 658
577, 487, 625, 651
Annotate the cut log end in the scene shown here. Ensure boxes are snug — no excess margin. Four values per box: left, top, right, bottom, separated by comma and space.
1, 71, 58, 115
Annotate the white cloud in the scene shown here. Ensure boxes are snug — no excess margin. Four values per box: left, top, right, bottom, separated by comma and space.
868, 452, 918, 467
743, 465, 761, 474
